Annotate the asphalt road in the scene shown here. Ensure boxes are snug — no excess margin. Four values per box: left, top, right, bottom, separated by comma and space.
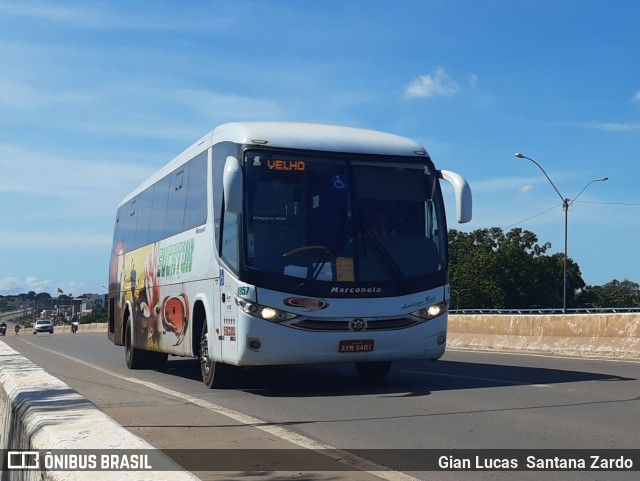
2, 332, 639, 481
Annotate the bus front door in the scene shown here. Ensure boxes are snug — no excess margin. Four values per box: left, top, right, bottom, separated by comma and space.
218, 269, 239, 363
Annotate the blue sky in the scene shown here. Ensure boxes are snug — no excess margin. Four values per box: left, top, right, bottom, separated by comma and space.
1, 0, 639, 297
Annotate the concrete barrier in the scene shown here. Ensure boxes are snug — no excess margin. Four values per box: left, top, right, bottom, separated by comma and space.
448, 313, 640, 359
54, 323, 109, 334
1, 322, 109, 335
0, 341, 200, 481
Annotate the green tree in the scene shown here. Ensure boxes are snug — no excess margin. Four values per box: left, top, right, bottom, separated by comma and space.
79, 308, 108, 324
35, 292, 52, 301
449, 227, 505, 308
577, 279, 640, 308
449, 227, 586, 309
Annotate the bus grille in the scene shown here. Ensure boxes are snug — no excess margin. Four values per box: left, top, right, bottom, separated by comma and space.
286, 317, 420, 331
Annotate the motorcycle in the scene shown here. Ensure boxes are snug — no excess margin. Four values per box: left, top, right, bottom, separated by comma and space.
71, 322, 79, 334
14, 324, 20, 335
0, 323, 6, 336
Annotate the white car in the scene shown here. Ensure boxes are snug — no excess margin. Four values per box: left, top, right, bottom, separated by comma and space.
33, 320, 54, 334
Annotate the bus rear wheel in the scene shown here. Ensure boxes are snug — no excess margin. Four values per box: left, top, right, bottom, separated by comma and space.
124, 315, 146, 369
355, 361, 392, 384
200, 323, 230, 388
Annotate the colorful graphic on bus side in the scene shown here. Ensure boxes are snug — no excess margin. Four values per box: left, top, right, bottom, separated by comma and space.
110, 238, 194, 350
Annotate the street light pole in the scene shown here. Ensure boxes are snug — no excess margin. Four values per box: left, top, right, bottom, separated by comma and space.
515, 153, 607, 313
562, 195, 569, 313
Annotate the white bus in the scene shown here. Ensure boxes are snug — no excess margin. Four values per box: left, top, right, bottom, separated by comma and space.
107, 122, 471, 387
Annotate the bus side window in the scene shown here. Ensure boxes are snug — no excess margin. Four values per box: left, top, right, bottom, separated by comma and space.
164, 168, 188, 238
148, 176, 171, 245
112, 207, 124, 249
121, 199, 137, 250
183, 151, 208, 230
133, 190, 152, 249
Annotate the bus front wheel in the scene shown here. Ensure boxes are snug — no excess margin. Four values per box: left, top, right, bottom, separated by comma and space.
355, 361, 392, 384
200, 323, 230, 388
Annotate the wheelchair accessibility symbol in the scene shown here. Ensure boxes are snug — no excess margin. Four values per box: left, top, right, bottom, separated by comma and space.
332, 175, 348, 190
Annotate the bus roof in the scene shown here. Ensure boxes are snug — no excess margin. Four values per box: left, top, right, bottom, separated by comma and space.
211, 122, 429, 157
120, 122, 430, 206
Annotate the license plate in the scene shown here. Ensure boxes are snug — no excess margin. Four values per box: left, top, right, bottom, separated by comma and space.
338, 339, 374, 353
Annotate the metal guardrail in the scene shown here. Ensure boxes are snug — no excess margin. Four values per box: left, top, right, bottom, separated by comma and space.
450, 307, 640, 315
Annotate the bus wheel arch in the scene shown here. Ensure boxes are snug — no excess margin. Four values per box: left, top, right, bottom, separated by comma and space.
199, 317, 231, 389
123, 306, 167, 369
120, 304, 131, 346
191, 300, 207, 358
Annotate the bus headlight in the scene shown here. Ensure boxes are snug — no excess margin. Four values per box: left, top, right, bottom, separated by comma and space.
411, 300, 449, 320
235, 296, 298, 322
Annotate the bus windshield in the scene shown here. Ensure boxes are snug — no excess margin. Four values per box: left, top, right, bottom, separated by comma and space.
244, 150, 447, 289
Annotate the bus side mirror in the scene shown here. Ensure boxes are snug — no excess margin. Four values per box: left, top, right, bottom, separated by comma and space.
439, 169, 472, 223
223, 156, 243, 213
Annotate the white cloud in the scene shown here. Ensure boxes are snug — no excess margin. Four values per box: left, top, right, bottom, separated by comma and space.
404, 68, 460, 99
0, 1, 202, 30
0, 77, 93, 110
0, 231, 111, 249
469, 176, 546, 194
582, 121, 640, 132
633, 91, 640, 104
1, 78, 287, 140
0, 2, 85, 22
168, 88, 287, 122
0, 276, 89, 296
0, 276, 53, 295
0, 144, 153, 198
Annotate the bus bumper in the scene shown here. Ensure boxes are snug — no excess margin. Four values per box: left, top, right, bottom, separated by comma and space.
233, 313, 448, 366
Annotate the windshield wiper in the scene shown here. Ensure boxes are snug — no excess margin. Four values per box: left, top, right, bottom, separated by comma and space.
296, 246, 332, 289
360, 230, 409, 293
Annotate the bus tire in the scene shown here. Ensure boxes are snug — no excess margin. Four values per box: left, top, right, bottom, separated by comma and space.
199, 322, 229, 389
124, 315, 146, 369
355, 361, 392, 384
